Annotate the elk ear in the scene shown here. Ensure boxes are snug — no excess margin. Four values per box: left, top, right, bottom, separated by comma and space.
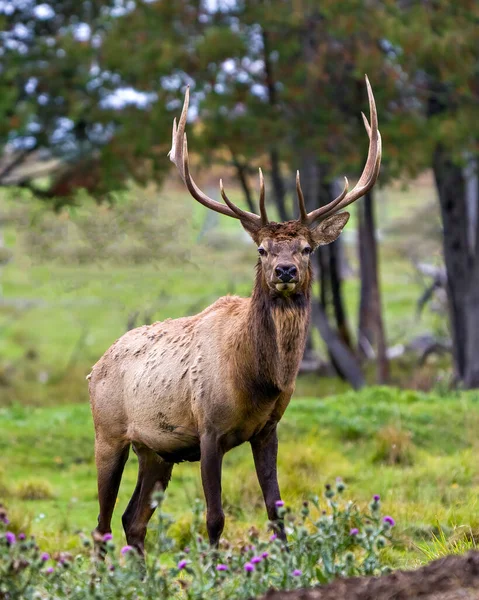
240, 219, 261, 243
310, 212, 350, 246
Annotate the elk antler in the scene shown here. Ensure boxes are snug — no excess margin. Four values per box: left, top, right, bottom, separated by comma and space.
297, 75, 382, 226
169, 86, 265, 229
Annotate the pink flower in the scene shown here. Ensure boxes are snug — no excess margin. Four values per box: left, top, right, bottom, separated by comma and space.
275, 500, 285, 508
244, 562, 254, 572
251, 555, 262, 564
103, 533, 113, 542
216, 564, 228, 571
292, 569, 302, 576
18, 533, 26, 541
46, 566, 54, 574
350, 528, 359, 536
261, 551, 269, 559
40, 552, 50, 562
177, 559, 188, 570
5, 532, 15, 545
373, 494, 380, 502
383, 516, 395, 527
121, 545, 134, 555
270, 534, 278, 541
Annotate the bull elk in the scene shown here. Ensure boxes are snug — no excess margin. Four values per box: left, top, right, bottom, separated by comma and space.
88, 76, 381, 555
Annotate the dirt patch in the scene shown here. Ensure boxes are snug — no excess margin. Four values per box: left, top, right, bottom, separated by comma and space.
262, 551, 479, 600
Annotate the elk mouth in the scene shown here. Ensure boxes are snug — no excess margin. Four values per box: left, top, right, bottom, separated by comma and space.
274, 282, 297, 293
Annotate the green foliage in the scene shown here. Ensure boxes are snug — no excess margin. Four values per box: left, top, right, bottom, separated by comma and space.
0, 486, 395, 599
3, 0, 476, 203
1, 387, 479, 568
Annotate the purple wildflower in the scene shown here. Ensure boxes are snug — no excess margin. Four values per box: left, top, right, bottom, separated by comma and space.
184, 546, 190, 554
216, 564, 229, 571
270, 533, 278, 541
5, 532, 15, 545
0, 517, 9, 525
373, 494, 380, 502
262, 552, 269, 559
121, 545, 134, 555
177, 559, 188, 570
350, 528, 359, 536
383, 516, 395, 527
46, 566, 54, 574
18, 533, 26, 541
251, 555, 262, 564
292, 569, 302, 576
103, 533, 113, 542
275, 500, 285, 508
244, 562, 255, 572
40, 552, 50, 562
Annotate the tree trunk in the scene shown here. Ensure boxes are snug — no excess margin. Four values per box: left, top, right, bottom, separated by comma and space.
262, 29, 290, 222
231, 155, 256, 213
311, 300, 365, 390
269, 149, 289, 221
433, 145, 479, 388
464, 260, 479, 388
298, 152, 362, 386
319, 179, 354, 351
357, 190, 389, 383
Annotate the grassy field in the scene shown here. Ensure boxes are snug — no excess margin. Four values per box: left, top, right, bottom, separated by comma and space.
0, 175, 445, 405
0, 176, 463, 572
1, 387, 479, 569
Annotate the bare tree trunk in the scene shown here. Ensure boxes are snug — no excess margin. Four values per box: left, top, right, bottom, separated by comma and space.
0, 148, 35, 183
231, 155, 256, 213
298, 150, 362, 386
434, 145, 479, 388
311, 300, 365, 390
262, 29, 290, 221
357, 190, 389, 383
269, 149, 289, 221
320, 179, 355, 351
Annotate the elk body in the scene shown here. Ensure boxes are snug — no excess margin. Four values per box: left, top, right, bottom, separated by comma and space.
88, 76, 382, 555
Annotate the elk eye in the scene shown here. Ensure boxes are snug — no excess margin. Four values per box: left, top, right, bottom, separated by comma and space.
258, 247, 267, 257
302, 246, 312, 255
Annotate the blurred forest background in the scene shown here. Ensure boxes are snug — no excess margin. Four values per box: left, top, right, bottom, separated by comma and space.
0, 0, 479, 565
1, 0, 477, 399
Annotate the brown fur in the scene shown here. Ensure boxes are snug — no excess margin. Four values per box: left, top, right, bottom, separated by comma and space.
88, 215, 348, 553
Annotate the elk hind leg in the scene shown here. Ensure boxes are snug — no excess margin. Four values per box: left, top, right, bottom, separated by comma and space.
122, 446, 173, 557
93, 436, 130, 541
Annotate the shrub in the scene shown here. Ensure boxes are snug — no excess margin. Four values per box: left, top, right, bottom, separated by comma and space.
373, 425, 415, 465
0, 482, 396, 599
15, 479, 55, 501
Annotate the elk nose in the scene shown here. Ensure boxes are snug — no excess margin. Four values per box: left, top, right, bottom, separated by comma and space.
275, 264, 298, 283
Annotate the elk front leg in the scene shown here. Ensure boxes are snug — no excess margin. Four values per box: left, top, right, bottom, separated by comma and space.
200, 434, 225, 546
251, 423, 286, 541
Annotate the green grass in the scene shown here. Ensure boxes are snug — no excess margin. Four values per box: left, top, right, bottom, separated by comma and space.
2, 387, 479, 568
0, 177, 462, 571
0, 178, 445, 408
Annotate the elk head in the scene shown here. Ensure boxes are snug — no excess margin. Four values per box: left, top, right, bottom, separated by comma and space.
169, 76, 382, 297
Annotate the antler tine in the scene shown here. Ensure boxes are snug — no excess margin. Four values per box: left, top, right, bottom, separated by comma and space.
296, 171, 309, 223
170, 86, 262, 224
304, 75, 381, 225
259, 168, 268, 226
218, 178, 253, 222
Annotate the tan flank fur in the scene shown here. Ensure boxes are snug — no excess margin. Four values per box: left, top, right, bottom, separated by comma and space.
89, 76, 382, 555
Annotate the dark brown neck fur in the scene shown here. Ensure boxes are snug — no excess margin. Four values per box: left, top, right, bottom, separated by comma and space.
237, 262, 312, 402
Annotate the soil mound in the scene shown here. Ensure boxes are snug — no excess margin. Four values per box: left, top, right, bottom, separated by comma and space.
262, 551, 479, 600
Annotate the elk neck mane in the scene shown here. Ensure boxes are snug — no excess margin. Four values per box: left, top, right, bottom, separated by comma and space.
231, 260, 312, 402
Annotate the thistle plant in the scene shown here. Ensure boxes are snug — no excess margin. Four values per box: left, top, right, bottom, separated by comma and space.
0, 482, 395, 599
